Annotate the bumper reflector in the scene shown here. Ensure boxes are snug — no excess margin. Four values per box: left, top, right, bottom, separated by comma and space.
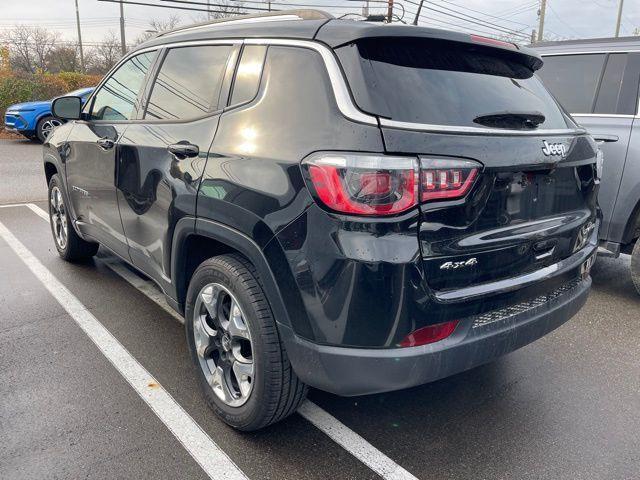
399, 320, 459, 347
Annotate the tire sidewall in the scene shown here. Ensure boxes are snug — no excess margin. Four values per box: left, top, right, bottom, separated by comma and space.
631, 239, 640, 295
185, 260, 272, 428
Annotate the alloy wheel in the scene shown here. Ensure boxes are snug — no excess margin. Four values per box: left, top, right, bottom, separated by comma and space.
193, 283, 254, 407
49, 186, 68, 250
41, 118, 62, 139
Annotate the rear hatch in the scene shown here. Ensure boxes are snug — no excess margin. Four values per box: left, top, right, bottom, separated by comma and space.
335, 35, 599, 304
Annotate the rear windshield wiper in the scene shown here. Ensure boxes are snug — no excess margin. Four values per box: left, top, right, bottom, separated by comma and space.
473, 111, 545, 130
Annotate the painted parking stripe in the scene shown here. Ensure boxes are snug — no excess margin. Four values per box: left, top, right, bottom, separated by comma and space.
0, 219, 249, 480
297, 401, 417, 480
23, 202, 419, 480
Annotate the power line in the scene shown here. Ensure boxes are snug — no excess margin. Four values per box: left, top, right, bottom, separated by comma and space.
402, 0, 530, 38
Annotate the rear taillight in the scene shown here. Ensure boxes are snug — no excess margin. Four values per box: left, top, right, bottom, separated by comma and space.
399, 320, 459, 347
420, 158, 480, 202
303, 154, 418, 216
302, 154, 481, 216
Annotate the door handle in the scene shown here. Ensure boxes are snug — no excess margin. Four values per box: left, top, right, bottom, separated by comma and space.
168, 142, 199, 159
97, 137, 115, 150
592, 134, 618, 143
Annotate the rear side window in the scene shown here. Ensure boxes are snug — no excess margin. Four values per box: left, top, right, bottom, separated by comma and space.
336, 38, 568, 130
594, 53, 629, 114
90, 51, 157, 121
537, 54, 606, 114
145, 45, 232, 120
230, 45, 267, 106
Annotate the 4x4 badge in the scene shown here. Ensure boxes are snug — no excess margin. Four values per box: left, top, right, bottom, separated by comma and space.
439, 258, 478, 270
542, 140, 567, 158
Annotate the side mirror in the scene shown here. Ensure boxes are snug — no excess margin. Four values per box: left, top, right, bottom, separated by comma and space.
52, 96, 82, 120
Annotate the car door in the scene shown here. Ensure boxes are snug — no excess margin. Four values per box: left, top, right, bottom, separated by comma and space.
65, 50, 159, 258
538, 52, 640, 243
116, 42, 238, 294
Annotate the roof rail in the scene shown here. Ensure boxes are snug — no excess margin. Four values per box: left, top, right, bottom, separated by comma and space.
156, 9, 334, 38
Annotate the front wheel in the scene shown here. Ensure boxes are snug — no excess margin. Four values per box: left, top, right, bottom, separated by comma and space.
48, 174, 99, 262
631, 239, 640, 295
36, 116, 62, 143
185, 254, 307, 431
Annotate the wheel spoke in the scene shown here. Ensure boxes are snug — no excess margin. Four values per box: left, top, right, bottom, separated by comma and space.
209, 365, 235, 404
199, 284, 222, 327
227, 298, 250, 341
231, 360, 253, 397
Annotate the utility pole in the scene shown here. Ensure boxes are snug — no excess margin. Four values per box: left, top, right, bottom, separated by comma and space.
119, 0, 126, 55
362, 0, 369, 18
267, 1, 271, 12
74, 0, 85, 72
413, 0, 425, 25
537, 0, 546, 42
531, 29, 537, 44
615, 0, 625, 37
207, 0, 211, 19
387, 0, 394, 23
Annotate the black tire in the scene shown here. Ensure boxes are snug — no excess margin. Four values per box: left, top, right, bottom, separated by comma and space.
185, 254, 307, 431
36, 116, 62, 143
631, 239, 640, 295
48, 174, 99, 262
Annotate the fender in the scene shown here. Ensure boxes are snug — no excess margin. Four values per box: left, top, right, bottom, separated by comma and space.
170, 217, 315, 340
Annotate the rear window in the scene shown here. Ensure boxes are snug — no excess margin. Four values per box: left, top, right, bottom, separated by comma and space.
336, 38, 568, 130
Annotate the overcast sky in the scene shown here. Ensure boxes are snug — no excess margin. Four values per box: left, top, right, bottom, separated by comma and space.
1, 0, 638, 45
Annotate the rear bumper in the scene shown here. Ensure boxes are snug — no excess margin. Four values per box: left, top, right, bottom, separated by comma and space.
282, 274, 591, 396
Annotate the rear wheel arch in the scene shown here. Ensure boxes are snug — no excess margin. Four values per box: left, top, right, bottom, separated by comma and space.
171, 218, 294, 332
622, 197, 640, 246
44, 161, 58, 186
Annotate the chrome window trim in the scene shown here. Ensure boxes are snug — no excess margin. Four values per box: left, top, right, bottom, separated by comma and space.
539, 50, 639, 56
379, 119, 585, 136
90, 38, 589, 135
243, 38, 378, 125
571, 113, 635, 118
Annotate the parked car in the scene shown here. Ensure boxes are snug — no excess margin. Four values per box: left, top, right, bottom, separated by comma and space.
4, 87, 94, 142
44, 10, 599, 431
535, 37, 640, 293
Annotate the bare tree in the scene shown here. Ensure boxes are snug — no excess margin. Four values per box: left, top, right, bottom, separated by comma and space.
208, 0, 245, 19
0, 25, 60, 74
86, 31, 122, 75
46, 46, 80, 73
133, 14, 182, 46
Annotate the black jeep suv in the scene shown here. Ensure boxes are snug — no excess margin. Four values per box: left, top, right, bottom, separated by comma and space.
44, 10, 599, 431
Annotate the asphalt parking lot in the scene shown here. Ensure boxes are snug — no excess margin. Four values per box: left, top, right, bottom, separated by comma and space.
1, 138, 639, 480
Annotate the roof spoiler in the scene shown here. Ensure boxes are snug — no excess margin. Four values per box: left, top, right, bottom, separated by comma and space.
318, 23, 543, 71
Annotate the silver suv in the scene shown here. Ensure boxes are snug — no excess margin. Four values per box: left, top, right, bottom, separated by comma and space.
536, 37, 640, 293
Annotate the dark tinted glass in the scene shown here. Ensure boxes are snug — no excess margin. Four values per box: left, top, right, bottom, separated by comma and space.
537, 54, 606, 114
145, 45, 231, 120
594, 53, 627, 114
337, 38, 568, 129
230, 45, 267, 106
90, 52, 156, 121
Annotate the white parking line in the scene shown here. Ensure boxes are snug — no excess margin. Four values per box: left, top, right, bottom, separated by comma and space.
298, 402, 417, 480
18, 203, 419, 480
0, 218, 248, 480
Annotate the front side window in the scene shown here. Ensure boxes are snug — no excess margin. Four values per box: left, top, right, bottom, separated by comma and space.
145, 45, 232, 120
537, 54, 607, 114
90, 51, 157, 121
